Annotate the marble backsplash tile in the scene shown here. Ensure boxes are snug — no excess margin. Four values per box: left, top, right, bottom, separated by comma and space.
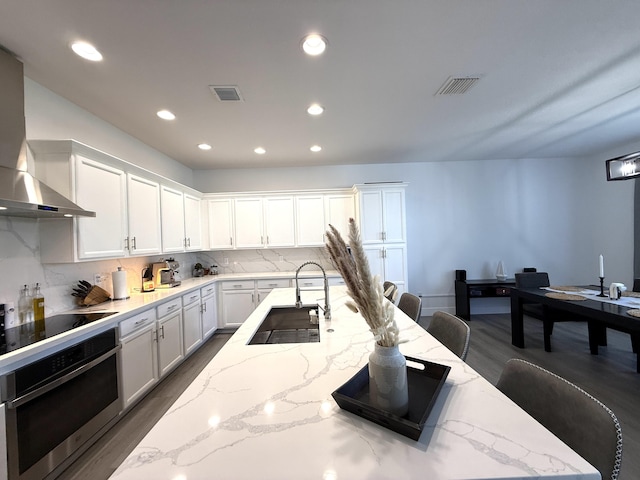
0, 216, 332, 315
196, 247, 333, 275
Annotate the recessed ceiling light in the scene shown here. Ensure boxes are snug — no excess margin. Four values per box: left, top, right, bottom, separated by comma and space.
64, 214, 73, 217
254, 147, 266, 155
0, 206, 7, 210
157, 110, 176, 120
310, 145, 322, 152
198, 143, 212, 150
307, 104, 324, 116
302, 34, 327, 56
71, 41, 103, 61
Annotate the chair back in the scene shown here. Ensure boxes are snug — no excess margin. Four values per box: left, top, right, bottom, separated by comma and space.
383, 281, 398, 303
397, 292, 421, 322
496, 359, 622, 480
514, 272, 550, 289
427, 311, 470, 360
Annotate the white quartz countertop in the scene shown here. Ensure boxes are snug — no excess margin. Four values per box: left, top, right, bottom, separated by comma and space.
0, 271, 341, 375
110, 286, 599, 480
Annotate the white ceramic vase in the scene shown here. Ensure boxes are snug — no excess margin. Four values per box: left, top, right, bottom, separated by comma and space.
368, 343, 409, 416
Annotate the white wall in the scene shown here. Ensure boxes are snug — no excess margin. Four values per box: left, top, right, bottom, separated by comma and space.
24, 79, 194, 187
194, 155, 634, 314
0, 78, 634, 317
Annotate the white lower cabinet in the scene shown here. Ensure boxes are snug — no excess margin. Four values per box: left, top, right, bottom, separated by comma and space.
256, 278, 290, 305
182, 290, 203, 356
119, 309, 158, 410
156, 299, 184, 378
221, 285, 256, 328
201, 284, 218, 338
363, 244, 407, 294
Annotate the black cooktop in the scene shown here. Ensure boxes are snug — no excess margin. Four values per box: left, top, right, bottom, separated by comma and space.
0, 312, 117, 354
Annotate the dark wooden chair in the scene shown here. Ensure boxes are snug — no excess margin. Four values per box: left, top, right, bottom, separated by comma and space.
514, 272, 556, 351
497, 359, 622, 480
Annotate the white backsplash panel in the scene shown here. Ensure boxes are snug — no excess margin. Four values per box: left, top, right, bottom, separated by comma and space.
197, 248, 333, 275
0, 215, 332, 316
0, 216, 200, 315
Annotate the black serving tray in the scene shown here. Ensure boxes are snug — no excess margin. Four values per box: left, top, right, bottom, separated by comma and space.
331, 356, 450, 440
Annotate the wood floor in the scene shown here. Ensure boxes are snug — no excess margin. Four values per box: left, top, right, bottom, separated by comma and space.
58, 315, 640, 480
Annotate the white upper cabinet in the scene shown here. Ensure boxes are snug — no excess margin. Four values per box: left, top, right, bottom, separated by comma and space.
264, 196, 295, 247
184, 193, 202, 251
126, 174, 162, 256
208, 198, 234, 249
233, 196, 295, 248
205, 190, 355, 250
356, 184, 406, 244
75, 156, 128, 259
32, 140, 201, 263
296, 195, 325, 247
234, 197, 264, 248
324, 193, 355, 240
160, 186, 202, 253
160, 186, 186, 253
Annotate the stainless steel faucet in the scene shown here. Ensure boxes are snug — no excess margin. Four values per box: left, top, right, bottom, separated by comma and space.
295, 261, 331, 322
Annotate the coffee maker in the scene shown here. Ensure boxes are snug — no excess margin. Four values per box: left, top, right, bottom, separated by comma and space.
152, 259, 182, 288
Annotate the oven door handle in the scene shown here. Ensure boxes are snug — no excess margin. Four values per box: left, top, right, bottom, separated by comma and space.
6, 345, 121, 409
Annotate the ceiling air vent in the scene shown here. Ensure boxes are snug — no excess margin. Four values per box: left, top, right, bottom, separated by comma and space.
435, 76, 480, 95
209, 85, 244, 102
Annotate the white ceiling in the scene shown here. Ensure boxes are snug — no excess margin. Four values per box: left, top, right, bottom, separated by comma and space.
2, 0, 640, 170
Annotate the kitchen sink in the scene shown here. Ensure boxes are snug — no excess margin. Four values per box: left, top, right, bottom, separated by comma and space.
248, 305, 320, 345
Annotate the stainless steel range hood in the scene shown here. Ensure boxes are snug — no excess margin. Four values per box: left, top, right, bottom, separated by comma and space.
0, 47, 95, 218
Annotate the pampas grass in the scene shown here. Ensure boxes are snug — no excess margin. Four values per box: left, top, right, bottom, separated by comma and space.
325, 218, 402, 347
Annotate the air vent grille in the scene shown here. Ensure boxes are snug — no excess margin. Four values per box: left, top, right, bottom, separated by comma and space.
436, 76, 480, 95
209, 85, 244, 102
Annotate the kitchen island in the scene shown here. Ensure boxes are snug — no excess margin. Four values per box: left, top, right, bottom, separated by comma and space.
110, 286, 599, 480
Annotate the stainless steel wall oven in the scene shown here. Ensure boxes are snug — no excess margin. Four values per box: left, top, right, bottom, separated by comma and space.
1, 328, 121, 480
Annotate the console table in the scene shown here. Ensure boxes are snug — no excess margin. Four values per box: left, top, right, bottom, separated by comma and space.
454, 270, 516, 320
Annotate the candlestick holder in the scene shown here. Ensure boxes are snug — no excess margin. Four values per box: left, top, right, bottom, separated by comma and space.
598, 277, 606, 297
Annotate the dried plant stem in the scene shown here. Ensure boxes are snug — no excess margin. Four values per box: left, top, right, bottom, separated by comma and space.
325, 219, 401, 347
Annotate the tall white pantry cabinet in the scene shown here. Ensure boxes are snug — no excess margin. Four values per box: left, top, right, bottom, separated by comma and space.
354, 183, 408, 296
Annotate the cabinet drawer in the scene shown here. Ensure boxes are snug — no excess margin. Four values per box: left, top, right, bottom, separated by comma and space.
256, 278, 290, 289
157, 299, 181, 318
182, 290, 201, 307
120, 309, 157, 337
222, 280, 255, 290
200, 283, 216, 298
296, 277, 324, 288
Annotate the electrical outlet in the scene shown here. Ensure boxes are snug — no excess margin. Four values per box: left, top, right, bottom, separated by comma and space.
94, 273, 102, 285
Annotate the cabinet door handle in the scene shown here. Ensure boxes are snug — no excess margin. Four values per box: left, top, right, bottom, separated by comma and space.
257, 293, 261, 302
167, 304, 177, 311
160, 325, 165, 339
187, 238, 191, 247
202, 303, 207, 313
252, 293, 255, 303
267, 236, 270, 244
131, 236, 136, 250
233, 284, 243, 288
268, 283, 278, 287
382, 248, 387, 259
261, 236, 264, 245
134, 318, 147, 326
125, 237, 130, 251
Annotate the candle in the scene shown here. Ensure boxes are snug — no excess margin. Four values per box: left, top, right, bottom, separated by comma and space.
599, 254, 604, 278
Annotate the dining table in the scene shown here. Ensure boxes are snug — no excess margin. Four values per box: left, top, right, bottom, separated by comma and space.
510, 285, 640, 372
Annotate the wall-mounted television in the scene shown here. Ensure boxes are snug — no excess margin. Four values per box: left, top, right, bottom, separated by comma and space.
606, 151, 640, 181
